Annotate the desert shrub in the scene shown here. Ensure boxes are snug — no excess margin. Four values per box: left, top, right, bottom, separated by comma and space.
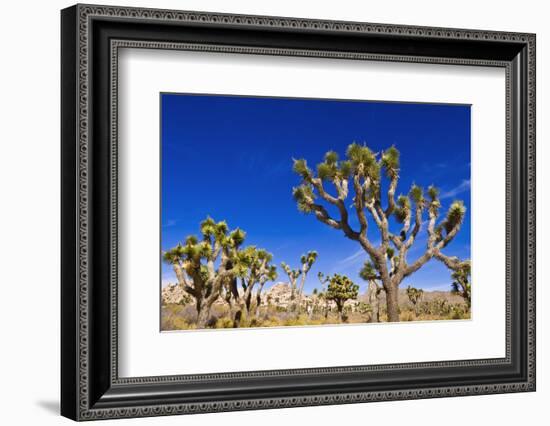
216, 317, 234, 328
420, 298, 450, 316
161, 315, 191, 330
449, 304, 469, 319
399, 309, 416, 321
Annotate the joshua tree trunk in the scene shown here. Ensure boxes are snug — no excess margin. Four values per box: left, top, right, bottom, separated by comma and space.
196, 305, 211, 328
245, 291, 252, 313
254, 282, 266, 317
233, 310, 243, 328
336, 301, 344, 322
385, 285, 399, 322
366, 280, 380, 323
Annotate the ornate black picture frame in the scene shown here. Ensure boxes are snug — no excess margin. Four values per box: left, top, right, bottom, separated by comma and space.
61, 4, 536, 421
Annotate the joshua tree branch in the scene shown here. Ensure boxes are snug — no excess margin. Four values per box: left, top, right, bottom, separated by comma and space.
405, 204, 425, 249
309, 177, 359, 239
353, 174, 368, 236
384, 175, 398, 216
433, 250, 462, 269
310, 203, 342, 230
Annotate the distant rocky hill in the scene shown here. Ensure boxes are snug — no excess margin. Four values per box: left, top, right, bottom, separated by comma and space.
161, 283, 191, 305
162, 281, 464, 309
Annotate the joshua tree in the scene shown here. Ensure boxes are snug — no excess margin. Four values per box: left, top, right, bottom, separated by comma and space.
325, 273, 359, 322
296, 251, 318, 311
359, 261, 384, 323
292, 143, 466, 321
406, 286, 424, 316
281, 262, 300, 303
162, 217, 246, 328
449, 259, 471, 308
281, 250, 318, 313
223, 246, 278, 327
317, 272, 332, 319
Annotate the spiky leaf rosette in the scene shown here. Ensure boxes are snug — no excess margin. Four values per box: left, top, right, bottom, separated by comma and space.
185, 235, 198, 245
443, 201, 466, 234
229, 228, 246, 248
381, 146, 400, 178
162, 243, 185, 264
292, 158, 312, 180
359, 261, 378, 281
346, 143, 380, 179
292, 184, 316, 213
427, 185, 439, 202
409, 183, 424, 204
267, 265, 278, 281
394, 194, 410, 223
301, 250, 318, 268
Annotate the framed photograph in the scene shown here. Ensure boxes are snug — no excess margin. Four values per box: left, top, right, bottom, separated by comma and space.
61, 4, 536, 421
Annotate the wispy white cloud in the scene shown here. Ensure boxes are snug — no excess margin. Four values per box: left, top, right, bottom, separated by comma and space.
162, 219, 177, 228
338, 249, 365, 265
440, 179, 470, 200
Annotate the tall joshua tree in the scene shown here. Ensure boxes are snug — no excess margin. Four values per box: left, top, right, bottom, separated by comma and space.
325, 274, 359, 322
281, 250, 317, 313
292, 143, 466, 322
162, 217, 246, 328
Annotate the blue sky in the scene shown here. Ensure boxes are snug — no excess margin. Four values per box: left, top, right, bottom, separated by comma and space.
161, 93, 471, 294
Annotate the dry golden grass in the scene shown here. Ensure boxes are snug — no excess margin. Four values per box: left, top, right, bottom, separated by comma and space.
161, 299, 470, 331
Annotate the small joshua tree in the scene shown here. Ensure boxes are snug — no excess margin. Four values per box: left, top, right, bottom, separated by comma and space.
450, 260, 471, 308
162, 217, 246, 328
317, 272, 332, 319
291, 143, 466, 321
297, 251, 318, 311
281, 251, 318, 313
325, 274, 359, 322
406, 286, 424, 316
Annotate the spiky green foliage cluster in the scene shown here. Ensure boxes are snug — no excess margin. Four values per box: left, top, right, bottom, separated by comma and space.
301, 250, 318, 269
435, 201, 466, 240
427, 185, 439, 202
292, 158, 312, 180
381, 146, 400, 178
409, 184, 424, 204
236, 246, 277, 282
281, 261, 301, 280
163, 217, 247, 269
444, 201, 466, 234
394, 194, 411, 223
326, 274, 359, 305
359, 261, 378, 281
292, 184, 316, 213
